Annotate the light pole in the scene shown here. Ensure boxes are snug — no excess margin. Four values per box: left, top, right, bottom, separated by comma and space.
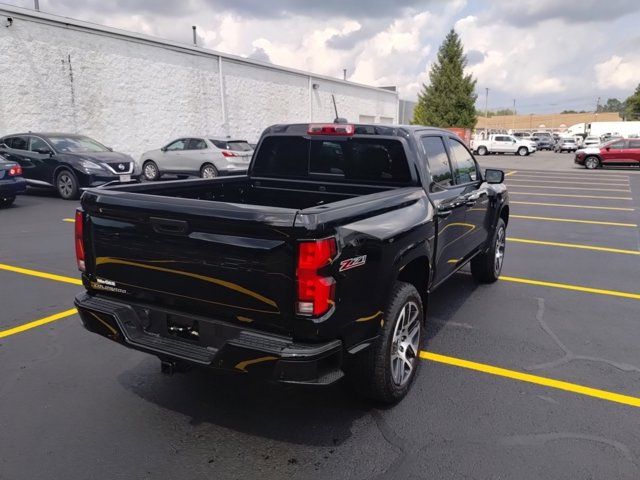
484, 88, 489, 119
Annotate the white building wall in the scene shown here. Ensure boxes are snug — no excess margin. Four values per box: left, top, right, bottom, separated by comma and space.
0, 5, 398, 159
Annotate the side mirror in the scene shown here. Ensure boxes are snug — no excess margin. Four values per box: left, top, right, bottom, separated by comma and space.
160, 147, 167, 152
512, 139, 516, 143
35, 147, 52, 155
605, 146, 610, 151
106, 146, 113, 152
485, 169, 504, 184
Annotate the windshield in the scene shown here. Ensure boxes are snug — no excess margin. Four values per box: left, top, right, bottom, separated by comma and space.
48, 136, 109, 153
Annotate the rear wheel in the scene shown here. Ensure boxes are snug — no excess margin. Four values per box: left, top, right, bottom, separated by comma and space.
347, 281, 423, 404
517, 147, 528, 156
0, 197, 15, 208
56, 169, 79, 200
585, 156, 600, 170
143, 160, 160, 181
200, 163, 218, 179
471, 218, 506, 283
477, 146, 488, 156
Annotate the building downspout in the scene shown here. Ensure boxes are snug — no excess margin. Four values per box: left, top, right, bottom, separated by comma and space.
218, 55, 228, 135
308, 76, 313, 122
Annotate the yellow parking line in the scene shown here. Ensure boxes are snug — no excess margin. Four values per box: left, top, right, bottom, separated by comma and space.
510, 201, 634, 211
511, 214, 636, 228
508, 237, 640, 255
515, 170, 630, 179
0, 263, 82, 286
507, 179, 629, 186
509, 192, 633, 200
513, 174, 630, 182
510, 185, 630, 192
499, 275, 640, 301
504, 171, 518, 176
62, 218, 75, 223
0, 308, 77, 339
419, 351, 640, 408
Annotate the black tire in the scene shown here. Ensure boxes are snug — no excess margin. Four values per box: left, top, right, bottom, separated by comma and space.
200, 163, 218, 179
347, 281, 424, 404
56, 169, 79, 200
517, 147, 528, 156
142, 160, 160, 181
470, 218, 506, 283
584, 156, 600, 170
0, 197, 15, 208
477, 146, 488, 156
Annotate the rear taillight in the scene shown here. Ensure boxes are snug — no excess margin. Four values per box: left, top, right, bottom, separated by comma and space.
8, 165, 22, 176
221, 150, 237, 157
296, 238, 337, 316
308, 124, 355, 136
75, 209, 85, 272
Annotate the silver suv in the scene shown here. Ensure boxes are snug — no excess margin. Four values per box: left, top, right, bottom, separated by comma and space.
139, 137, 254, 180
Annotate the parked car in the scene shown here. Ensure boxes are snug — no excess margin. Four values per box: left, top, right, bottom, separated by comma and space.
0, 133, 137, 199
583, 136, 601, 148
534, 137, 554, 151
554, 138, 578, 153
0, 153, 27, 207
74, 122, 509, 404
575, 138, 640, 169
472, 134, 536, 156
139, 137, 254, 181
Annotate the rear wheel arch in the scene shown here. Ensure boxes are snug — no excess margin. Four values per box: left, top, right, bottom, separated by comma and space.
396, 255, 431, 319
499, 204, 509, 227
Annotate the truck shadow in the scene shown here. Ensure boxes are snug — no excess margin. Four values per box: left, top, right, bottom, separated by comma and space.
116, 272, 480, 446
118, 358, 371, 447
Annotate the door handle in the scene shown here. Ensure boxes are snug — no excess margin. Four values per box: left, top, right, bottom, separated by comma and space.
150, 217, 189, 236
437, 207, 452, 219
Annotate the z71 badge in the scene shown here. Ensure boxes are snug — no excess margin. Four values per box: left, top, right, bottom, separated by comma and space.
339, 255, 367, 272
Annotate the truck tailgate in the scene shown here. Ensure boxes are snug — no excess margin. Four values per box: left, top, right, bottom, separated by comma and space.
81, 191, 298, 333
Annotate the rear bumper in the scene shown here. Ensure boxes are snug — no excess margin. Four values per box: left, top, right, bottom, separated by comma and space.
74, 292, 344, 385
0, 177, 27, 198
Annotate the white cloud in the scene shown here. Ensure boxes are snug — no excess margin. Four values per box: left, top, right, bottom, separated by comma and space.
595, 55, 640, 90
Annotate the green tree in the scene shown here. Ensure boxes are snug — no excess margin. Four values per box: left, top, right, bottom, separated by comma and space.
624, 85, 640, 120
597, 98, 624, 113
413, 29, 477, 128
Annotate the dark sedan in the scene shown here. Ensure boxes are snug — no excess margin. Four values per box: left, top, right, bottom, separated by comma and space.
534, 137, 554, 151
0, 133, 138, 199
0, 153, 27, 207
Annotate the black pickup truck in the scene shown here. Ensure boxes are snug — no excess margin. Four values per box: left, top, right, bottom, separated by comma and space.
74, 123, 509, 403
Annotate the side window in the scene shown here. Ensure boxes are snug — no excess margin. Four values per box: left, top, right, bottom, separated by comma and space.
421, 136, 453, 188
608, 140, 627, 150
8, 136, 28, 150
165, 139, 187, 151
629, 139, 640, 149
188, 138, 207, 150
1, 137, 15, 148
448, 138, 478, 184
29, 137, 49, 152
210, 140, 227, 149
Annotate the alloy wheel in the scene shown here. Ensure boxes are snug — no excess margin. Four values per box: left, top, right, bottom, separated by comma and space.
58, 173, 74, 198
390, 301, 421, 386
494, 226, 506, 275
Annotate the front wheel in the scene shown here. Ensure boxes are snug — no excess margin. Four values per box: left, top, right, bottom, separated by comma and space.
56, 169, 79, 200
471, 218, 506, 283
143, 160, 160, 181
584, 156, 600, 170
0, 197, 15, 208
347, 282, 423, 404
517, 147, 528, 156
477, 146, 488, 156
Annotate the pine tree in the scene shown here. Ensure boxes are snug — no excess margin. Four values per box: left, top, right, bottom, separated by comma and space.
412, 29, 477, 128
624, 84, 640, 121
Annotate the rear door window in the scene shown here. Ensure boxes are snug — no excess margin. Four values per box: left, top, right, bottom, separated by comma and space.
187, 138, 207, 150
421, 136, 453, 188
252, 136, 412, 184
629, 139, 640, 149
7, 136, 28, 150
448, 138, 478, 184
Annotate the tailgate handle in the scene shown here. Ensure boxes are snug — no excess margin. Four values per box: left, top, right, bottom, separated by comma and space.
150, 217, 189, 236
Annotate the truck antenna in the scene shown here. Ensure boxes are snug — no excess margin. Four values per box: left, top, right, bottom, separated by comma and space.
332, 94, 348, 124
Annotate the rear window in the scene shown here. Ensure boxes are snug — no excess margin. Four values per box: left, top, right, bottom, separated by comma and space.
252, 136, 412, 184
210, 140, 253, 152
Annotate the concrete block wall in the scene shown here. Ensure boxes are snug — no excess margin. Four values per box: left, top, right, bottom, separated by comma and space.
0, 5, 398, 159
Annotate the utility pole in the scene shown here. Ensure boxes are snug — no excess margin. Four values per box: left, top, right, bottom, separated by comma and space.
484, 88, 489, 119
512, 98, 516, 131
192, 26, 197, 46
595, 96, 600, 121
34, 0, 39, 10
343, 69, 347, 81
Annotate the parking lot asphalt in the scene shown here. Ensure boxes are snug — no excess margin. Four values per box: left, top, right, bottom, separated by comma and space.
1, 152, 640, 479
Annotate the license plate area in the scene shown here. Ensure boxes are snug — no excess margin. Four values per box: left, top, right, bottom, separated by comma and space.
167, 315, 200, 342
119, 174, 131, 182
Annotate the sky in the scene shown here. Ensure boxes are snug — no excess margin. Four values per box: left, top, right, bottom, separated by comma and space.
4, 0, 640, 113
